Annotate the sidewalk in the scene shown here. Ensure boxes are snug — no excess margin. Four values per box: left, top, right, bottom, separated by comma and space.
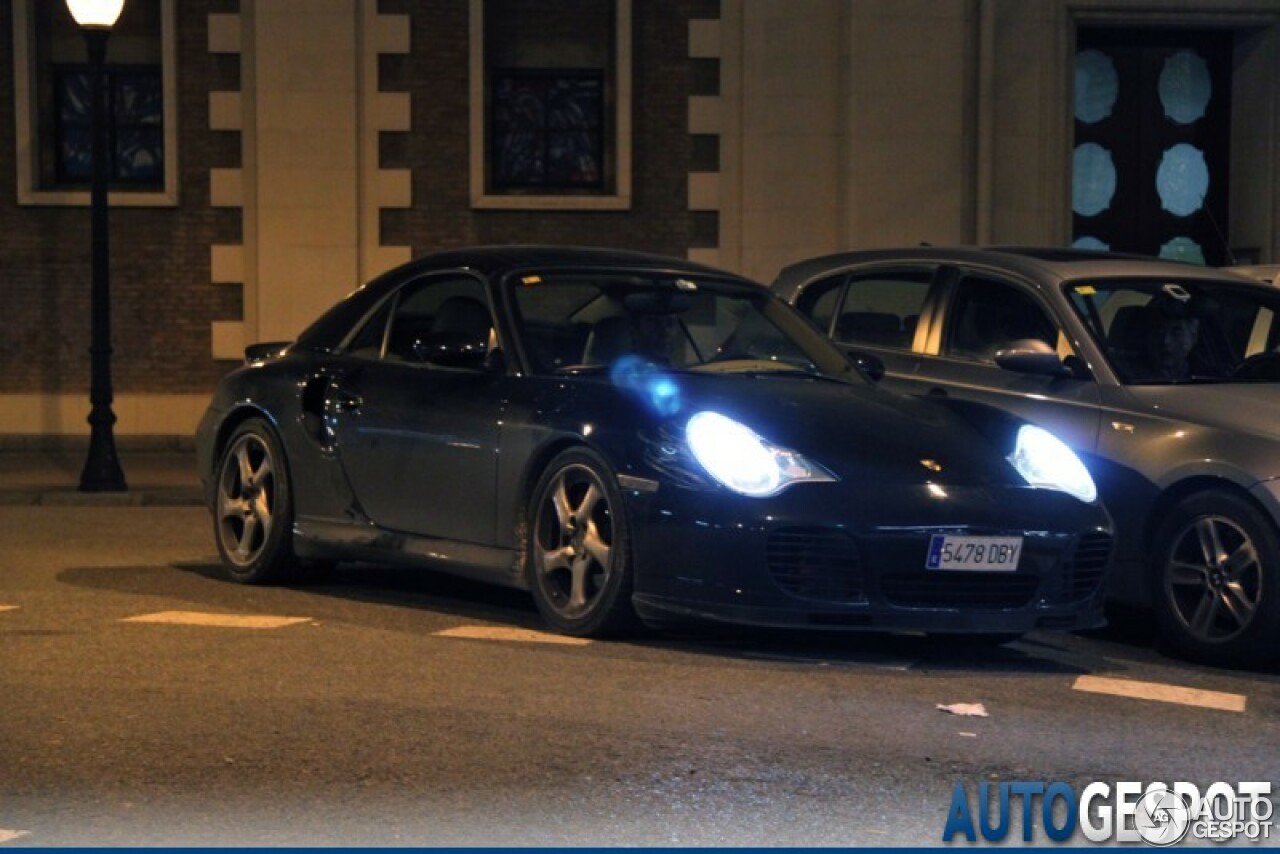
0, 448, 203, 506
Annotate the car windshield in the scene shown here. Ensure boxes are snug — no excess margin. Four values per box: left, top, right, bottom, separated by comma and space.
508, 271, 863, 382
1066, 277, 1280, 384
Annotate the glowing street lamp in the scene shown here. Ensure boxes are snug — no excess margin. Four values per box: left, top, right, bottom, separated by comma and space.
65, 0, 125, 28
67, 0, 127, 492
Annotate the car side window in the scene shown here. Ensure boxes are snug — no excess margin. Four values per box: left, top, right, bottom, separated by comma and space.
383, 275, 494, 368
794, 274, 845, 335
833, 272, 931, 350
944, 276, 1063, 363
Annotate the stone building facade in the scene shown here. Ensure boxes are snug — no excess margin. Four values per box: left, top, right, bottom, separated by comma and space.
3, 0, 1279, 437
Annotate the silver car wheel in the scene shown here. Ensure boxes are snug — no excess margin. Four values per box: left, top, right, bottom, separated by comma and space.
533, 463, 615, 620
1164, 515, 1262, 644
217, 432, 277, 568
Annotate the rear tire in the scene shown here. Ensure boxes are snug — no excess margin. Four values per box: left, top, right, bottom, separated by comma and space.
526, 448, 640, 637
213, 418, 298, 584
1150, 489, 1280, 667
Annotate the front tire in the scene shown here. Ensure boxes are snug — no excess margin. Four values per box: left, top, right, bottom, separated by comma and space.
214, 418, 297, 584
527, 448, 640, 637
1151, 489, 1280, 667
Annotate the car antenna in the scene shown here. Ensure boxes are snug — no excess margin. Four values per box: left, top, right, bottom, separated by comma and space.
1204, 207, 1236, 265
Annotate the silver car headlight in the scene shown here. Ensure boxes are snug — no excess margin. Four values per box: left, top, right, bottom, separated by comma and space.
1008, 424, 1097, 504
686, 411, 836, 497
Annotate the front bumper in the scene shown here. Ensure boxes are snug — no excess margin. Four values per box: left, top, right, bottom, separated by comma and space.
626, 480, 1112, 634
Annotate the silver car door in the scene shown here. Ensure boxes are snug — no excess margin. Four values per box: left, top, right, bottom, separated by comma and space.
909, 272, 1103, 455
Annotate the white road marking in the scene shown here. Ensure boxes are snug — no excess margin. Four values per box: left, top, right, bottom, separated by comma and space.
0, 605, 18, 612
434, 626, 592, 646
0, 829, 30, 844
122, 611, 311, 630
1072, 675, 1247, 713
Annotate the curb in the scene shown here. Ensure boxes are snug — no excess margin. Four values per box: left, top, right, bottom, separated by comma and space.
0, 435, 196, 453
0, 490, 204, 507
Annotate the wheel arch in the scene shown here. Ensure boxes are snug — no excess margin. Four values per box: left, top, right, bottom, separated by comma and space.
1143, 475, 1280, 664
513, 436, 592, 537
211, 405, 286, 481
1144, 476, 1274, 552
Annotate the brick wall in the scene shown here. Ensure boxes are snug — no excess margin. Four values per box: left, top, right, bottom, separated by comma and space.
379, 0, 719, 257
0, 0, 716, 402
0, 0, 240, 397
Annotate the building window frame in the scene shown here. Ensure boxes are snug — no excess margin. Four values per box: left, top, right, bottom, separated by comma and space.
468, 0, 632, 211
11, 0, 179, 208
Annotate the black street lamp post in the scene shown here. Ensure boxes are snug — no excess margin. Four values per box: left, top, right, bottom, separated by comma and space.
68, 0, 127, 492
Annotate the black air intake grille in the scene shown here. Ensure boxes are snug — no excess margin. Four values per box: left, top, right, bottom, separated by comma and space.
880, 572, 1039, 609
767, 527, 865, 603
1067, 533, 1112, 601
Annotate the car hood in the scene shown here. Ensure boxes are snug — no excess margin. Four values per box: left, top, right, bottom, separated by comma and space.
1123, 383, 1280, 441
648, 371, 1026, 488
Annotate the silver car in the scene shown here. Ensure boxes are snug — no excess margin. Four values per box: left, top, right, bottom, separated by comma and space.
774, 247, 1280, 666
1229, 264, 1280, 286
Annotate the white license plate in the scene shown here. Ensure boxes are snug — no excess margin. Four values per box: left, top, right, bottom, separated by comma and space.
926, 535, 1022, 571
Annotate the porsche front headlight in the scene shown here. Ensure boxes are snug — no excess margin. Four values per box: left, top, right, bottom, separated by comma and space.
685, 411, 836, 497
1008, 424, 1097, 504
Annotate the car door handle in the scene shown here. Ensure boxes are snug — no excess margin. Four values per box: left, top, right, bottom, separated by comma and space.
927, 387, 949, 398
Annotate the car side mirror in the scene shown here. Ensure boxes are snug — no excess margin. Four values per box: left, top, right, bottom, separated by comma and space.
848, 350, 885, 383
993, 339, 1071, 378
244, 341, 291, 364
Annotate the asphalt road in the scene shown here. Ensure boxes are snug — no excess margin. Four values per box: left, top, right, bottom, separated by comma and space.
2, 506, 1277, 846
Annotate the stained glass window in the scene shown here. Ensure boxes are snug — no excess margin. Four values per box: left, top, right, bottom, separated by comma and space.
481, 0, 618, 199
1159, 236, 1206, 265
55, 66, 164, 185
21, 0, 169, 196
491, 71, 604, 190
1073, 143, 1117, 217
1071, 31, 1230, 265
1158, 50, 1212, 125
1156, 144, 1209, 217
1075, 50, 1119, 124
1072, 236, 1111, 252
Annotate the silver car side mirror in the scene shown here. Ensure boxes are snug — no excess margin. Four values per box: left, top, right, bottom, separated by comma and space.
993, 339, 1071, 378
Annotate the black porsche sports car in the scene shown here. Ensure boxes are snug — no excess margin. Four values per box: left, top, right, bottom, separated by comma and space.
196, 246, 1113, 638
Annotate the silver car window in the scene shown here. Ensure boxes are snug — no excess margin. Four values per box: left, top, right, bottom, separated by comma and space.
1067, 278, 1280, 384
944, 276, 1063, 363
835, 273, 931, 351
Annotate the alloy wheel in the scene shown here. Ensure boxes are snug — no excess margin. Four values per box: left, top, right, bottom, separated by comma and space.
217, 432, 277, 567
533, 463, 615, 619
1164, 514, 1262, 644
